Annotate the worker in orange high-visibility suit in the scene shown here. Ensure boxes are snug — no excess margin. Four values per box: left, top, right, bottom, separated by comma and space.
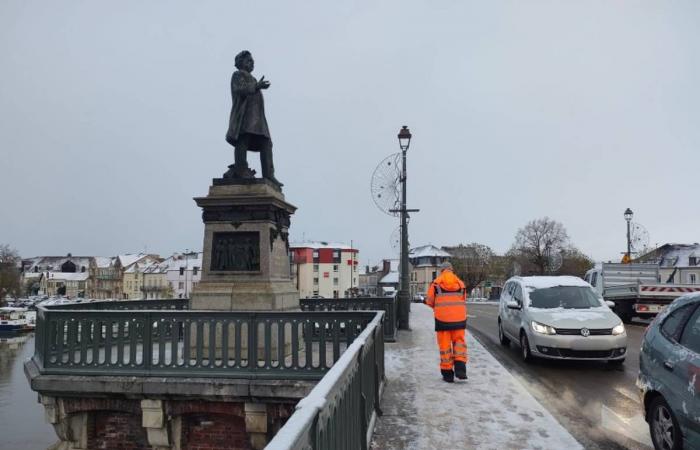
425, 262, 468, 383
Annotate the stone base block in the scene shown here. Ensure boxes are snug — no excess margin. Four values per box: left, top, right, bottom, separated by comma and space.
190, 280, 298, 311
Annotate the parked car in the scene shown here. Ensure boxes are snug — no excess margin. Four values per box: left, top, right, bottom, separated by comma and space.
497, 276, 627, 364
638, 293, 700, 450
412, 294, 425, 303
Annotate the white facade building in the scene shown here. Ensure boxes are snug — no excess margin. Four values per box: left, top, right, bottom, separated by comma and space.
163, 252, 202, 299
290, 242, 359, 298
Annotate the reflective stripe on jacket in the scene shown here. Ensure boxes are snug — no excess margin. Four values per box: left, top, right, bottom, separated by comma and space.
425, 270, 467, 331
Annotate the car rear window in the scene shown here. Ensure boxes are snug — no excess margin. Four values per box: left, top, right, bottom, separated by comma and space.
660, 303, 696, 341
680, 305, 700, 354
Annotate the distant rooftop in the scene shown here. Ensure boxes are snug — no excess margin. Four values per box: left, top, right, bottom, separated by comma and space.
410, 245, 451, 259
290, 241, 357, 251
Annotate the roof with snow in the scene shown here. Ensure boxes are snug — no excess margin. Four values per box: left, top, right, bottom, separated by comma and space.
290, 241, 357, 251
379, 271, 399, 284
46, 272, 90, 281
639, 243, 700, 268
160, 252, 203, 271
409, 245, 451, 259
93, 257, 114, 268
24, 256, 93, 272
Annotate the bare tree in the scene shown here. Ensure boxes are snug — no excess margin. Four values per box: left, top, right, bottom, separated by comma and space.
443, 243, 494, 294
558, 248, 594, 278
0, 245, 21, 303
510, 217, 569, 275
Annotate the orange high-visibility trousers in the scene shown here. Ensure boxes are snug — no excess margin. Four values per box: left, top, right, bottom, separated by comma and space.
436, 329, 467, 370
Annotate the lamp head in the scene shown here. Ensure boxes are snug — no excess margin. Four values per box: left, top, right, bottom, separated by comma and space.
624, 208, 633, 222
398, 126, 412, 151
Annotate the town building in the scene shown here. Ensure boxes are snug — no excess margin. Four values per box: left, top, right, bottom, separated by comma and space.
378, 259, 399, 296
358, 265, 382, 296
290, 242, 359, 298
637, 243, 700, 284
89, 257, 123, 299
163, 252, 202, 299
42, 272, 90, 298
119, 254, 163, 299
142, 260, 172, 299
409, 245, 452, 298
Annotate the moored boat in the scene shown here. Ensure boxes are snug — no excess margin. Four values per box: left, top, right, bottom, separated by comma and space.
0, 307, 33, 332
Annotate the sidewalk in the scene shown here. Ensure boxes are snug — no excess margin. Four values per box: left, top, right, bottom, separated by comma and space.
370, 303, 583, 450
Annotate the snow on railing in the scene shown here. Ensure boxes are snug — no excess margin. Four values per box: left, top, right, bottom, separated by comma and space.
266, 311, 385, 450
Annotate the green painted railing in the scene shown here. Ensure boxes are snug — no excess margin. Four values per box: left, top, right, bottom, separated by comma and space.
299, 297, 398, 342
33, 303, 381, 380
266, 311, 385, 450
45, 298, 189, 310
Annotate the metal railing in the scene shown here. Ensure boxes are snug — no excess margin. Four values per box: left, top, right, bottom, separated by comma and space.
266, 311, 385, 450
45, 298, 189, 310
299, 297, 398, 342
33, 302, 381, 380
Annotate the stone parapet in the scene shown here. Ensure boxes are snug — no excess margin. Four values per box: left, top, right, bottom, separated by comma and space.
26, 359, 307, 450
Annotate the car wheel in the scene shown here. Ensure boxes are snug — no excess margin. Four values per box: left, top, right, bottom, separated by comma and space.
498, 320, 510, 346
520, 332, 533, 363
649, 396, 682, 450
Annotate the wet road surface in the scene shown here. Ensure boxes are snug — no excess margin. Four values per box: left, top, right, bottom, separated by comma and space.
467, 303, 653, 450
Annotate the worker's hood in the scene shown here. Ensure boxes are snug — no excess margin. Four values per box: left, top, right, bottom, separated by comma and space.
436, 271, 464, 291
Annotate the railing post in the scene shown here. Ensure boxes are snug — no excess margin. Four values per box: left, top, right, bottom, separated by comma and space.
248, 313, 257, 373
142, 312, 153, 373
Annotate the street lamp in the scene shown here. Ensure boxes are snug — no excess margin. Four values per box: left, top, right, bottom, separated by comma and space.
393, 126, 418, 330
624, 208, 633, 263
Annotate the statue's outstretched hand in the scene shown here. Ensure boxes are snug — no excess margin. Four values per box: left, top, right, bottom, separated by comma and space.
257, 76, 271, 90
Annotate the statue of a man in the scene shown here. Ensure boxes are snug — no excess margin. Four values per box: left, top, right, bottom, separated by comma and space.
224, 50, 282, 187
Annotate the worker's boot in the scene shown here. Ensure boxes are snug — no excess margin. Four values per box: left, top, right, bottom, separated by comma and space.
454, 361, 467, 380
441, 370, 454, 383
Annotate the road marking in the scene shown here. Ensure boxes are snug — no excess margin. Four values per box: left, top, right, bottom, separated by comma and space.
614, 386, 641, 404
601, 405, 652, 447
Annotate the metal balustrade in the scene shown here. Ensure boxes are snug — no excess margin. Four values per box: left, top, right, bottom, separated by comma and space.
299, 297, 398, 342
266, 311, 385, 450
45, 298, 189, 310
32, 303, 381, 380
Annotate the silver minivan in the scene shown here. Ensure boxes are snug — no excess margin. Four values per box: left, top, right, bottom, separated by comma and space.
498, 276, 627, 364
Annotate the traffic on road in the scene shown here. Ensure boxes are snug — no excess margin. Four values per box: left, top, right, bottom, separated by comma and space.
468, 280, 700, 450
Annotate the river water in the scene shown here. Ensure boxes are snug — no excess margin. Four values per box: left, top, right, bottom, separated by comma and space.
0, 333, 57, 450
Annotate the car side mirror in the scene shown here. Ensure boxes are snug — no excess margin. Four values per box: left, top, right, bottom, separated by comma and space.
605, 300, 615, 309
507, 300, 521, 310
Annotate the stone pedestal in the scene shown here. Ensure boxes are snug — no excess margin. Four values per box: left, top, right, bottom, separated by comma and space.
190, 178, 298, 311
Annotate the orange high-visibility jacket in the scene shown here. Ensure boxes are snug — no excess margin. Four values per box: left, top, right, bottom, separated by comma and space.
425, 270, 467, 331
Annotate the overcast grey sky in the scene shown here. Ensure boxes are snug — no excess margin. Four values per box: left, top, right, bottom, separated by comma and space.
1, 1, 699, 267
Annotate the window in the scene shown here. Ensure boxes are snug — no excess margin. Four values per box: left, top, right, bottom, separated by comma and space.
178, 282, 184, 289
333, 264, 339, 272
313, 264, 319, 272
333, 290, 339, 298
432, 271, 437, 280
690, 257, 697, 266
661, 304, 696, 342
680, 305, 700, 354
333, 278, 339, 286
333, 251, 340, 258
193, 267, 199, 276
513, 285, 523, 305
313, 277, 319, 285
313, 251, 319, 258
590, 272, 598, 287
179, 267, 185, 276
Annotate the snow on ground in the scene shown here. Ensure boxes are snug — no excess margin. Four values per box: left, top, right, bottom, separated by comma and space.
370, 303, 583, 450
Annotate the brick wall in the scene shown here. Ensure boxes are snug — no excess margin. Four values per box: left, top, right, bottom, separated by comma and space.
183, 413, 251, 450
91, 412, 150, 450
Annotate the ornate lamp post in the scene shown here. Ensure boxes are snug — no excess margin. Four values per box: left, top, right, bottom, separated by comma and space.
395, 126, 418, 330
624, 208, 633, 263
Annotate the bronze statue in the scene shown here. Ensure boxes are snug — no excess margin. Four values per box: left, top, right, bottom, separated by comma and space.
224, 50, 282, 187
